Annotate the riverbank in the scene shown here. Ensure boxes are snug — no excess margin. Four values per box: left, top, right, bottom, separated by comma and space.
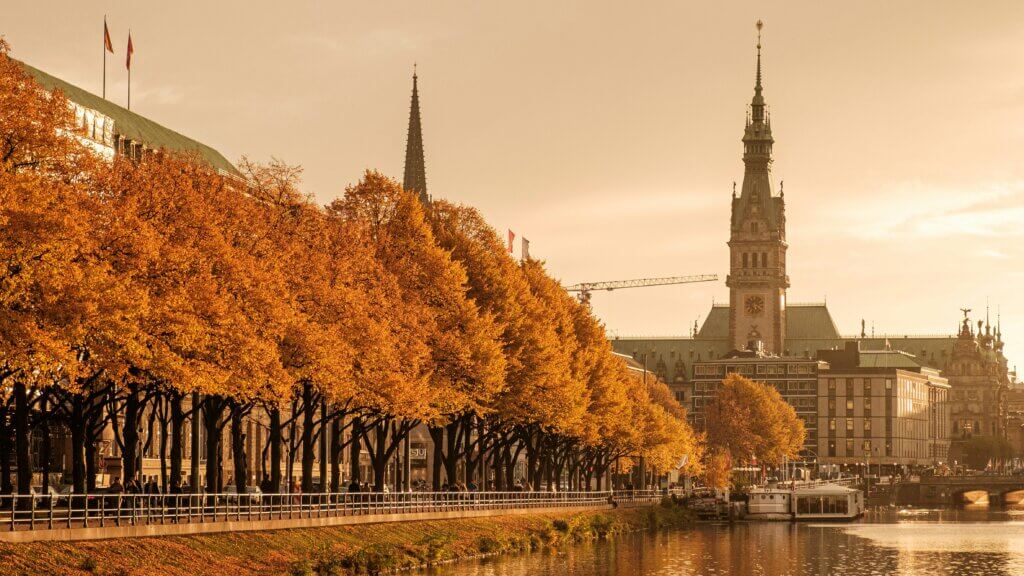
0, 500, 693, 576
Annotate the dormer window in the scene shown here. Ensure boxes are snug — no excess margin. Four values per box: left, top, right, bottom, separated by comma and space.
751, 222, 759, 234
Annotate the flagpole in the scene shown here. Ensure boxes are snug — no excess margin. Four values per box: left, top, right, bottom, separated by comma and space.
127, 30, 131, 111
102, 17, 107, 99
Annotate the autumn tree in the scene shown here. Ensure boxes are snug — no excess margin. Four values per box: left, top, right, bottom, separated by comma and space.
704, 373, 806, 471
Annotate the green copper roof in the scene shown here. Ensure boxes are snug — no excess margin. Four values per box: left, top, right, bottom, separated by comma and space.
696, 303, 841, 341
18, 60, 238, 176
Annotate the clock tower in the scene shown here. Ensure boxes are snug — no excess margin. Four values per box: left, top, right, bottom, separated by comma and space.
727, 21, 789, 355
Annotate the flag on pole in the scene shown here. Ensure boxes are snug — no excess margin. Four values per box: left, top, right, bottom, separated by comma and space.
521, 237, 530, 261
104, 19, 114, 53
507, 230, 515, 254
126, 32, 134, 70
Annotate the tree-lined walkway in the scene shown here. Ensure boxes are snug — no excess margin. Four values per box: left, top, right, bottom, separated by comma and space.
0, 490, 662, 542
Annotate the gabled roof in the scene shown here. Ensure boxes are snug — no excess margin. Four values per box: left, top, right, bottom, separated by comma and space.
18, 60, 238, 176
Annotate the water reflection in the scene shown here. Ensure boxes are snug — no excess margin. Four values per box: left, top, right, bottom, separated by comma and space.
423, 510, 1024, 575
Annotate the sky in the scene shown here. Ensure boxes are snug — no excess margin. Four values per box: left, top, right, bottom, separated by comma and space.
6, 1, 1024, 366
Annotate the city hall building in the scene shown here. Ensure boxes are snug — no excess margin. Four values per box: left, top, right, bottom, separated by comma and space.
611, 34, 1013, 467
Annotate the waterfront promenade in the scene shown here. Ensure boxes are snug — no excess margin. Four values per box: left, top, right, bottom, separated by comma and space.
0, 490, 662, 543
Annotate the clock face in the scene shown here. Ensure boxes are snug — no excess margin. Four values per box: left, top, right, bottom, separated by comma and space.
745, 295, 765, 316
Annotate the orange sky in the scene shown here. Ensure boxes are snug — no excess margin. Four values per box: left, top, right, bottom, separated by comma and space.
6, 1, 1024, 367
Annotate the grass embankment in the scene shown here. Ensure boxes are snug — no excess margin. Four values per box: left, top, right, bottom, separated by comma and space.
0, 500, 693, 576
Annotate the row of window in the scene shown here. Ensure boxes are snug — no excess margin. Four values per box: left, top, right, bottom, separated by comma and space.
827, 439, 893, 458
741, 252, 770, 269
695, 363, 816, 377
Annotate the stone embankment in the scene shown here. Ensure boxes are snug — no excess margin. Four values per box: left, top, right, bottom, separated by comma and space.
0, 500, 693, 576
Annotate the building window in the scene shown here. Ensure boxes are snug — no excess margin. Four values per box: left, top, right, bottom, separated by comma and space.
863, 440, 872, 453
751, 222, 759, 233
762, 252, 768, 267
845, 419, 854, 433
846, 439, 854, 455
846, 399, 854, 413
829, 419, 836, 431
828, 398, 836, 413
828, 441, 836, 457
742, 253, 749, 268
828, 379, 836, 391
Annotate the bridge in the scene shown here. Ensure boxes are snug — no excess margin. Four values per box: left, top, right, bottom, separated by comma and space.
899, 476, 1024, 506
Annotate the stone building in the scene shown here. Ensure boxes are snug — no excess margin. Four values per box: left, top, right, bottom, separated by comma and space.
817, 342, 950, 467
18, 61, 238, 177
610, 28, 1013, 468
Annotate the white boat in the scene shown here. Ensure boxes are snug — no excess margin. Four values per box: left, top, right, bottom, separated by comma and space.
746, 481, 864, 521
792, 483, 864, 521
746, 483, 793, 520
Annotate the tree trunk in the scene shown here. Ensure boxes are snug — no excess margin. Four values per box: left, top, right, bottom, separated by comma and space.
330, 415, 342, 492
121, 384, 140, 484
190, 391, 201, 492
203, 396, 225, 493
269, 407, 282, 493
70, 399, 86, 494
349, 418, 362, 484
444, 420, 459, 485
85, 440, 98, 492
231, 403, 247, 493
13, 381, 31, 495
319, 401, 328, 492
301, 382, 315, 492
169, 393, 184, 490
402, 434, 411, 492
429, 425, 444, 489
40, 395, 50, 492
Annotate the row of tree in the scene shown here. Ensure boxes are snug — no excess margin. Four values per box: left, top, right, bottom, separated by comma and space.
0, 40, 705, 496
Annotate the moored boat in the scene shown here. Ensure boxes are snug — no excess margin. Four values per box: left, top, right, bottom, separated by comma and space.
746, 481, 864, 521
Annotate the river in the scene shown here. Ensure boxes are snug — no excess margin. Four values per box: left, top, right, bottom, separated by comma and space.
423, 508, 1024, 576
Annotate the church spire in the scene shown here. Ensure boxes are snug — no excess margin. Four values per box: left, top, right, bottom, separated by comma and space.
403, 65, 428, 205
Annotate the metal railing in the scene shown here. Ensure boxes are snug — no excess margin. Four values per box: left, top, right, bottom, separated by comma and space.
0, 489, 660, 532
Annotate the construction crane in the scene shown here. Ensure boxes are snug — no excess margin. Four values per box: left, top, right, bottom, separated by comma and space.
563, 274, 718, 306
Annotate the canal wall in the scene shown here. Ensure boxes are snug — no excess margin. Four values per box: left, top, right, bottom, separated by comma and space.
0, 502, 693, 576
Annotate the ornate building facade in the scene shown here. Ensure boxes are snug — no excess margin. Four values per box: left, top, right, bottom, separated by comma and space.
610, 26, 1014, 467
727, 28, 789, 355
945, 313, 1010, 460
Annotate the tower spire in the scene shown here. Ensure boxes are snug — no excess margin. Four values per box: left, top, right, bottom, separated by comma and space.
751, 20, 766, 123
755, 20, 763, 93
403, 65, 428, 205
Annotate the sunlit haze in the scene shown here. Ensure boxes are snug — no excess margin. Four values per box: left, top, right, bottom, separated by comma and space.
8, 1, 1024, 365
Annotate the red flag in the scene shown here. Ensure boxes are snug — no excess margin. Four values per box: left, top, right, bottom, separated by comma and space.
507, 230, 515, 254
126, 33, 134, 70
104, 19, 114, 53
